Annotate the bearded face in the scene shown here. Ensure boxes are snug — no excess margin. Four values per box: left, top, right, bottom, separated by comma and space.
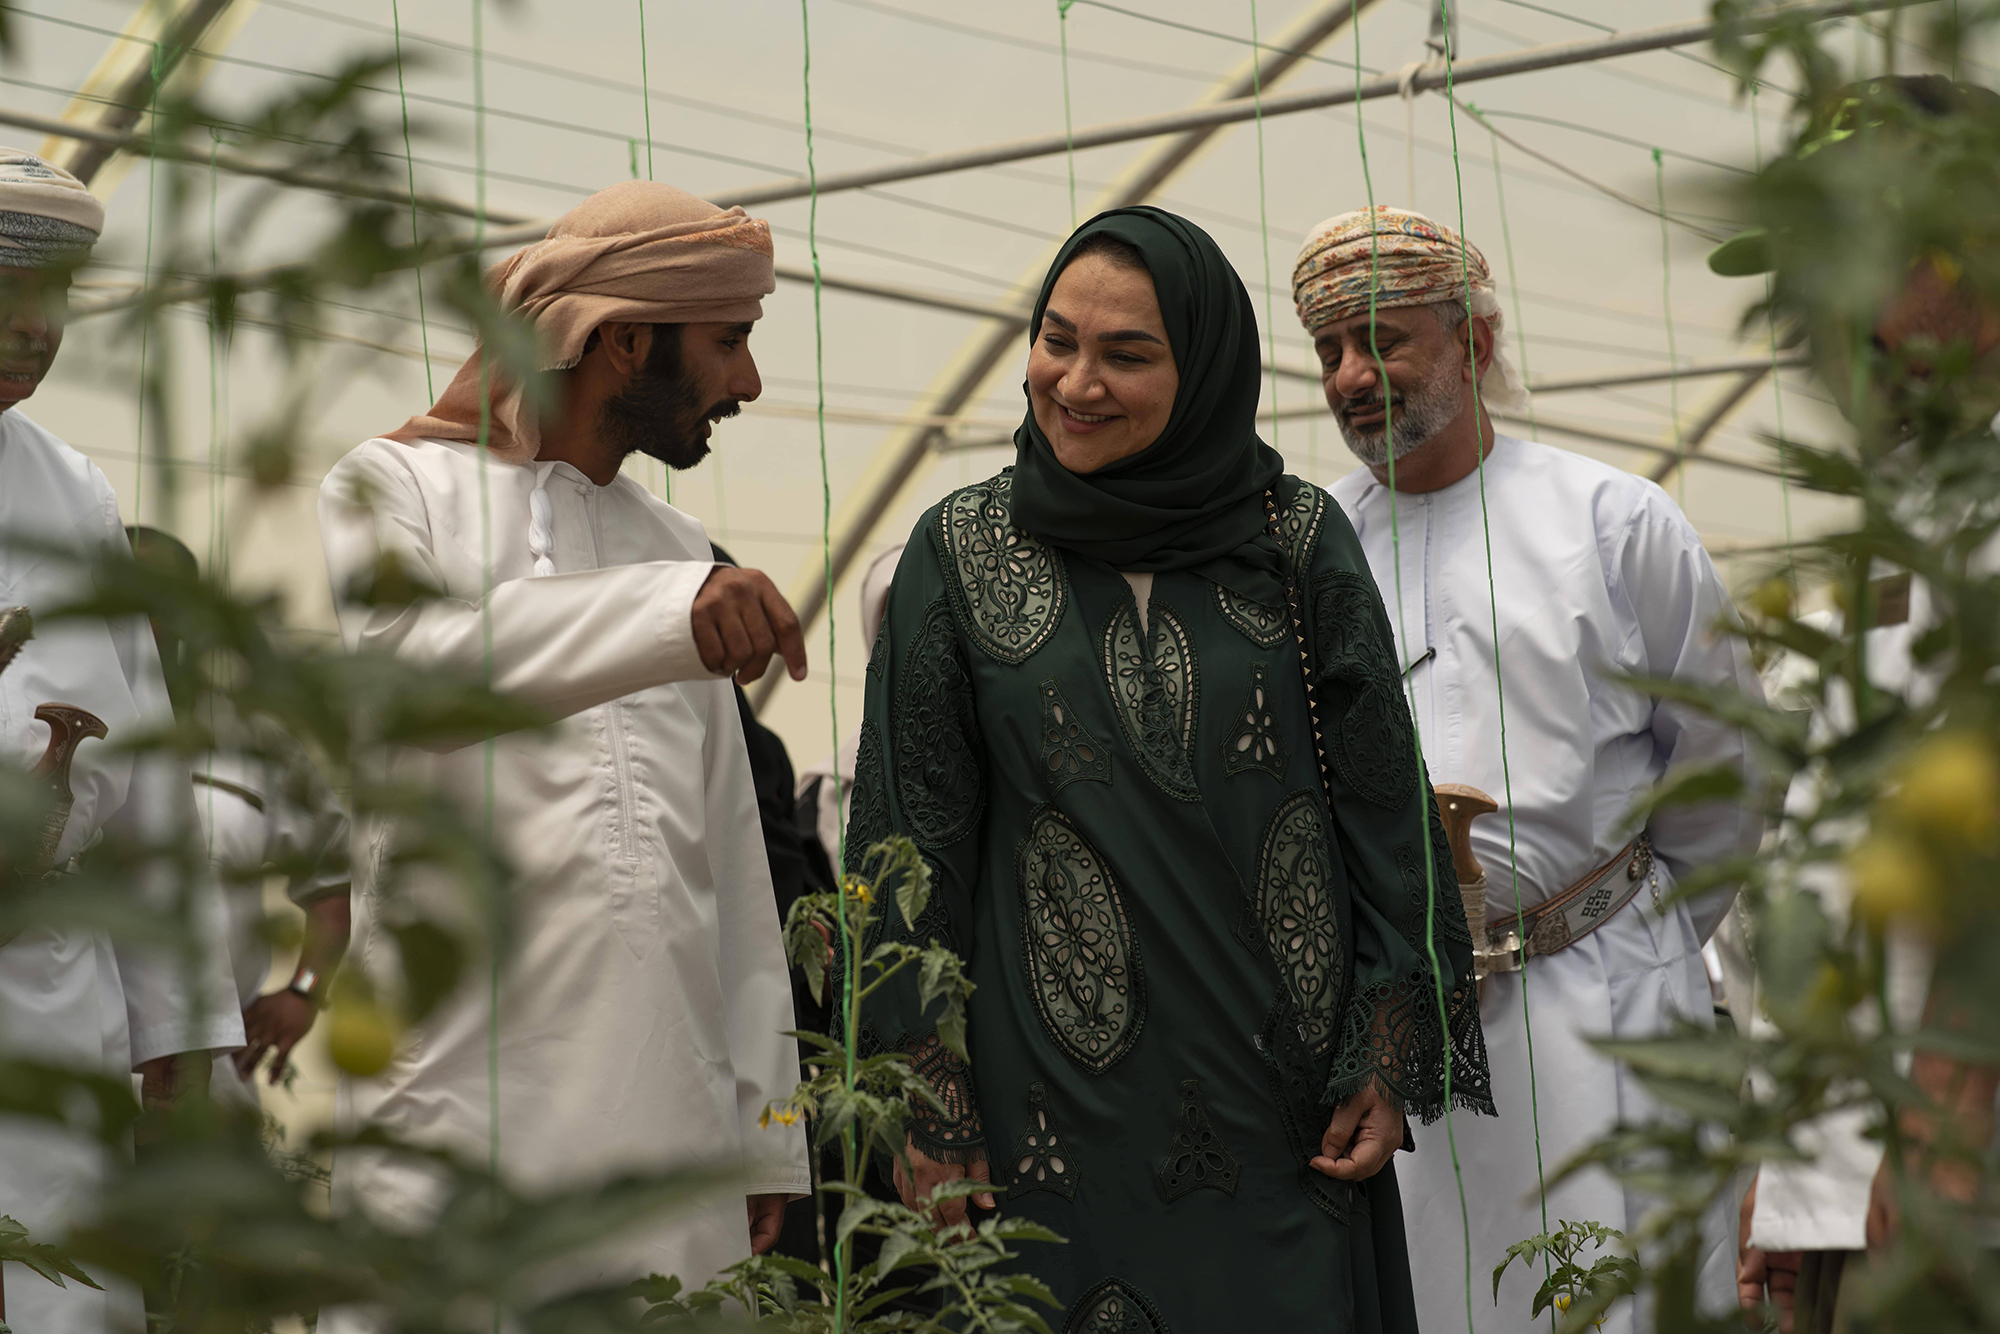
598, 325, 745, 471
1330, 330, 1468, 468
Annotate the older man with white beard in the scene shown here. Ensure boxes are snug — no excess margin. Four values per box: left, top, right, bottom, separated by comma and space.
1292, 206, 1764, 1334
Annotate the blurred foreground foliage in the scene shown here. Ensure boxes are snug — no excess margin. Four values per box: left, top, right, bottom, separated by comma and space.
1516, 5, 2000, 1331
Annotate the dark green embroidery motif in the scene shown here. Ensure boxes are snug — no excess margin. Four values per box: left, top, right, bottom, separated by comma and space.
1312, 571, 1416, 811
1273, 474, 1327, 572
1063, 1279, 1170, 1334
842, 720, 889, 879
866, 621, 889, 679
894, 600, 986, 848
1222, 661, 1287, 780
1259, 792, 1345, 1055
1212, 582, 1288, 648
1101, 598, 1198, 802
1019, 806, 1144, 1075
939, 473, 1066, 664
1008, 1082, 1078, 1201
1156, 1078, 1240, 1202
1040, 679, 1111, 791
1396, 840, 1472, 948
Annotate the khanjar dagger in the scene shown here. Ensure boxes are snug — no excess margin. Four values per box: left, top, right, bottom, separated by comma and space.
0, 608, 110, 877
1434, 783, 1499, 995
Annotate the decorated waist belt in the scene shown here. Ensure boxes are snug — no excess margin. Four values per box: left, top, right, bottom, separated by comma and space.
1479, 834, 1659, 976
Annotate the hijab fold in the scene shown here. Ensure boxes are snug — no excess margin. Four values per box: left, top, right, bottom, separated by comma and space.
1009, 208, 1287, 607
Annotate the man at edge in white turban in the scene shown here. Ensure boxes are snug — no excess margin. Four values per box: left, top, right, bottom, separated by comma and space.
1292, 206, 1765, 1333
0, 150, 244, 1334
316, 180, 811, 1314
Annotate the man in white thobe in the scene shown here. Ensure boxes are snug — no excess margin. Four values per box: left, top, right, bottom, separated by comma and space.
1293, 207, 1764, 1334
317, 181, 811, 1306
0, 151, 243, 1334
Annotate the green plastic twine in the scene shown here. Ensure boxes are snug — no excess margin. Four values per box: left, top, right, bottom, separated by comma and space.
636, 0, 669, 503
798, 4, 853, 1327
470, 0, 501, 1259
1349, 15, 1476, 1333
1249, 0, 1276, 449
1750, 84, 1795, 583
1479, 113, 1537, 438
1441, 20, 1554, 1319
207, 130, 224, 578
1058, 0, 1077, 228
637, 1, 655, 181
391, 0, 434, 400
1654, 147, 1685, 504
134, 39, 162, 525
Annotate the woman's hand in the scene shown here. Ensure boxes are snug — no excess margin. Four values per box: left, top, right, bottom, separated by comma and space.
893, 1136, 995, 1230
1311, 1083, 1403, 1181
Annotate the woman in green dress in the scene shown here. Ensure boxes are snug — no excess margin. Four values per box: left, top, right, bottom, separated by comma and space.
844, 206, 1493, 1331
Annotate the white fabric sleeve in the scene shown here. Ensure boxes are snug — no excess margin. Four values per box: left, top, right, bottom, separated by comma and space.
1617, 494, 1768, 942
703, 681, 812, 1197
97, 515, 244, 1066
318, 449, 718, 732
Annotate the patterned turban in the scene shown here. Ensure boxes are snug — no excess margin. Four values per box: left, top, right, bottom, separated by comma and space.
0, 149, 103, 269
1292, 206, 1530, 414
388, 180, 776, 463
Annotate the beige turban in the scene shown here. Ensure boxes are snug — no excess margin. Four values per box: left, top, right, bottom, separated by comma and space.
390, 181, 776, 463
0, 150, 103, 269
1293, 205, 1530, 415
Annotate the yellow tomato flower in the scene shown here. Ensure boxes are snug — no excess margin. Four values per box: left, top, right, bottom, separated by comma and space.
327, 997, 398, 1077
844, 876, 875, 905
1846, 834, 1936, 927
1887, 731, 1999, 847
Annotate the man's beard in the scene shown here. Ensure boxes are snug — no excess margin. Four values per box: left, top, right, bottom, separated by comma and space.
599, 337, 741, 471
1335, 355, 1463, 468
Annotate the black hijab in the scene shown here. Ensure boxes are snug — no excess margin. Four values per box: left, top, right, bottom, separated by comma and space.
1009, 206, 1287, 606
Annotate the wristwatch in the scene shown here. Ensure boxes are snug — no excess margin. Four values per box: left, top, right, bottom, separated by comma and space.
284, 968, 324, 1005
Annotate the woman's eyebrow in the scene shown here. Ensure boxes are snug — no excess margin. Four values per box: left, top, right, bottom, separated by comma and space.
1043, 309, 1163, 346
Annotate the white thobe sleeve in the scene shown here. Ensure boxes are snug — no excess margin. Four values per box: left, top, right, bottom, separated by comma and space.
1618, 493, 1767, 942
95, 500, 243, 1066
702, 682, 811, 1196
318, 447, 718, 731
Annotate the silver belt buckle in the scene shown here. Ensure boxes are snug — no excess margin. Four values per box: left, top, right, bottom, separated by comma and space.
1479, 928, 1527, 977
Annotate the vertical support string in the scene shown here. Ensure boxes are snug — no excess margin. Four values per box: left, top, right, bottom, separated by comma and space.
1478, 113, 1537, 438
1058, 0, 1077, 229
1350, 16, 1476, 1334
134, 39, 162, 525
637, 0, 669, 503
1750, 83, 1795, 584
391, 0, 434, 400
797, 6, 853, 1328
1249, 0, 1277, 449
207, 130, 224, 578
1654, 147, 1686, 504
1441, 15, 1552, 1322
470, 0, 501, 1270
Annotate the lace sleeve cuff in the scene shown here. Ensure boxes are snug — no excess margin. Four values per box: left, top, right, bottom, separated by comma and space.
903, 1032, 985, 1164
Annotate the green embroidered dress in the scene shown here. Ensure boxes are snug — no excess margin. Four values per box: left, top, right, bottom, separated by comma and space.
847, 467, 1493, 1332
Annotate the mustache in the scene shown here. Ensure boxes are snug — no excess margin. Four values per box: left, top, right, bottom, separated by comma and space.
0, 340, 51, 361
1338, 392, 1405, 419
705, 399, 742, 424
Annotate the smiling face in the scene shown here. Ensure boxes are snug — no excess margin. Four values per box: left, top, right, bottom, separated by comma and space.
1027, 251, 1180, 474
0, 264, 71, 412
1312, 304, 1474, 467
